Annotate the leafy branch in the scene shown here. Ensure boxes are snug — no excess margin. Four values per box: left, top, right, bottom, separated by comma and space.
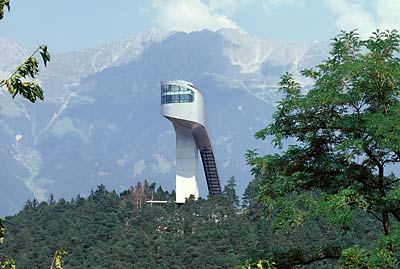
238, 259, 277, 269
0, 45, 51, 102
0, 219, 15, 269
0, 218, 4, 245
0, 0, 10, 20
50, 250, 68, 269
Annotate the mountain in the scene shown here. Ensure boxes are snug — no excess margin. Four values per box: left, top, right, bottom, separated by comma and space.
0, 28, 329, 216
0, 38, 29, 75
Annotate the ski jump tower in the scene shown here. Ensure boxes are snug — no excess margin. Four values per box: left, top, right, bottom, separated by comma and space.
161, 80, 221, 203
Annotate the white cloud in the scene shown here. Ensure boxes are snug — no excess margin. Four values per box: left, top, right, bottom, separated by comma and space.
151, 153, 172, 174
132, 159, 146, 178
376, 0, 400, 30
324, 0, 400, 38
151, 0, 240, 32
324, 0, 375, 37
207, 0, 239, 14
98, 171, 109, 177
262, 0, 304, 12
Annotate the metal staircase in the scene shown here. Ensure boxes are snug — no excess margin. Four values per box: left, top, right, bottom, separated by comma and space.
200, 148, 221, 194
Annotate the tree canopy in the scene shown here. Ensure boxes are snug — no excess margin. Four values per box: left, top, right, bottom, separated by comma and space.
247, 30, 400, 267
0, 182, 265, 269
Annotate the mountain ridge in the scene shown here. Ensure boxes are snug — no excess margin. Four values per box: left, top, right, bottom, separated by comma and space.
0, 28, 329, 216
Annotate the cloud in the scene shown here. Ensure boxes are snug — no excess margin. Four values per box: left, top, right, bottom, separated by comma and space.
152, 153, 172, 174
207, 0, 239, 14
324, 0, 375, 37
262, 0, 305, 12
376, 0, 400, 30
324, 0, 400, 38
151, 0, 240, 32
132, 159, 146, 178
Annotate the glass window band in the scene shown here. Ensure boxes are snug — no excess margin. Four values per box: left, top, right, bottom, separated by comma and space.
161, 84, 194, 104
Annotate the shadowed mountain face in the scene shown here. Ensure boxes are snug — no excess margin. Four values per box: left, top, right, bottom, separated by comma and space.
0, 29, 329, 216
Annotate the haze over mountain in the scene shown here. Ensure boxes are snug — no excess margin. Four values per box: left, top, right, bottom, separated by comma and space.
0, 28, 329, 216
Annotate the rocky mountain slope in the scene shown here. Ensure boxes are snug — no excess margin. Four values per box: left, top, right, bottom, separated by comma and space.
0, 28, 329, 216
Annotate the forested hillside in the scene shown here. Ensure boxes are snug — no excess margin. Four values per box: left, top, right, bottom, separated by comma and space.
0, 179, 382, 269
2, 2, 400, 267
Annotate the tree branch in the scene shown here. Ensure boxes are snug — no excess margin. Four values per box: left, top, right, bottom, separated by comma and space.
0, 46, 40, 87
392, 210, 400, 222
280, 254, 340, 269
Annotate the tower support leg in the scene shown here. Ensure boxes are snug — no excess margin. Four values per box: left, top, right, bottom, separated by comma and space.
173, 124, 199, 203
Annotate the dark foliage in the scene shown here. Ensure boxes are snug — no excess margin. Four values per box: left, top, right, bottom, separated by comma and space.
0, 182, 257, 269
1, 180, 385, 269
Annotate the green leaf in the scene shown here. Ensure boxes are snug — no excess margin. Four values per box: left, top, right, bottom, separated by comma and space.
54, 249, 68, 269
39, 45, 50, 66
0, 256, 16, 269
0, 218, 4, 245
40, 52, 49, 66
31, 83, 44, 101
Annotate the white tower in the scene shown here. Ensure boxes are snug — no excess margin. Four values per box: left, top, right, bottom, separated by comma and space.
161, 80, 221, 203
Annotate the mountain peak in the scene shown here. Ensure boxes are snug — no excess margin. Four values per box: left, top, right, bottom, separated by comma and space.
0, 37, 29, 73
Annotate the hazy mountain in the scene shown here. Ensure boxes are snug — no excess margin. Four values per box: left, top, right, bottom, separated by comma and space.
0, 29, 329, 216
0, 37, 29, 80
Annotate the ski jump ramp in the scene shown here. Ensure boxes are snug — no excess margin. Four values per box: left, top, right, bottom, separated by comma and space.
161, 80, 221, 203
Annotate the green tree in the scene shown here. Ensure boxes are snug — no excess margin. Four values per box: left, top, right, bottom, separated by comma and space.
223, 176, 240, 209
247, 30, 400, 267
2, 183, 263, 269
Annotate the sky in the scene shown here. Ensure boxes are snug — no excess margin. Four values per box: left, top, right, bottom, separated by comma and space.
1, 0, 400, 53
